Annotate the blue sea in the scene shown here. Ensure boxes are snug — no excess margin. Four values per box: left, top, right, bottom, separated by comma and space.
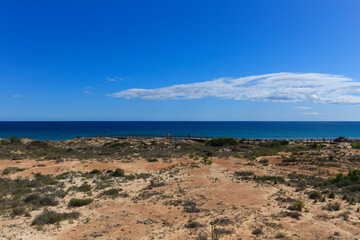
1, 121, 360, 140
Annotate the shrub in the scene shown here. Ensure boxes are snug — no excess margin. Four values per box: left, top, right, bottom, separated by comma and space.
28, 140, 48, 148
281, 211, 302, 219
89, 169, 101, 174
135, 173, 151, 179
203, 157, 213, 165
113, 168, 125, 177
184, 220, 204, 228
328, 192, 335, 198
12, 206, 25, 216
310, 142, 319, 149
31, 210, 80, 225
275, 233, 286, 239
326, 202, 341, 211
252, 228, 263, 235
234, 171, 254, 177
184, 205, 200, 213
289, 200, 305, 211
308, 191, 322, 200
254, 175, 285, 184
101, 189, 119, 197
24, 194, 58, 207
215, 228, 233, 235
210, 217, 233, 226
268, 140, 289, 147
331, 169, 360, 187
9, 136, 21, 144
69, 198, 93, 207
24, 194, 41, 204
78, 183, 92, 192
259, 159, 269, 164
55, 172, 70, 180
348, 169, 360, 183
147, 158, 158, 162
206, 137, 237, 147
351, 142, 360, 149
333, 136, 347, 142
2, 167, 24, 175
38, 196, 59, 206
103, 142, 130, 148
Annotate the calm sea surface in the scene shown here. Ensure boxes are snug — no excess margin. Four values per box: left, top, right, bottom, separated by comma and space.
0, 121, 360, 140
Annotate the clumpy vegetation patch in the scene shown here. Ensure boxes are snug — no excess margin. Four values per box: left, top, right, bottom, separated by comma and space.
32, 210, 80, 225
1, 136, 360, 239
205, 137, 237, 147
69, 198, 93, 207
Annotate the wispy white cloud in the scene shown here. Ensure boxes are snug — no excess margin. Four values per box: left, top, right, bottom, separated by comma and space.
301, 112, 322, 115
107, 72, 360, 104
84, 91, 92, 94
107, 77, 124, 82
12, 95, 22, 98
294, 106, 312, 109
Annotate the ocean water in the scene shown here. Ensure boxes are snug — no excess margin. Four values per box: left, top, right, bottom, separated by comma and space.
0, 121, 360, 140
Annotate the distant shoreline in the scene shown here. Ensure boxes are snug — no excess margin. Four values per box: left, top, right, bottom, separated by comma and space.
2, 121, 360, 140
1, 136, 359, 143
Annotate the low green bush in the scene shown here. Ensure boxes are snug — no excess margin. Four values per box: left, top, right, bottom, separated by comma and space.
351, 142, 360, 149
275, 233, 286, 239
69, 198, 93, 207
326, 202, 341, 211
24, 194, 59, 207
103, 142, 130, 148
31, 210, 80, 225
254, 175, 285, 184
289, 200, 305, 211
2, 167, 24, 175
124, 174, 136, 180
147, 158, 158, 162
206, 137, 237, 147
328, 192, 335, 198
113, 168, 125, 177
184, 220, 204, 229
12, 206, 25, 216
203, 157, 213, 165
308, 191, 322, 200
78, 183, 92, 192
252, 228, 263, 235
89, 169, 101, 174
101, 189, 119, 196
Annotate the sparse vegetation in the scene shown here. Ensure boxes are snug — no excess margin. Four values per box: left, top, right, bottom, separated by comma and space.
0, 136, 359, 239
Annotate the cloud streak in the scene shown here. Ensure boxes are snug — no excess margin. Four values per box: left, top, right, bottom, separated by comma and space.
107, 77, 124, 82
107, 72, 360, 104
294, 106, 312, 109
301, 112, 322, 115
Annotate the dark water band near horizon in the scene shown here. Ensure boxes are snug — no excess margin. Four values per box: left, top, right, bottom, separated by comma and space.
1, 121, 360, 141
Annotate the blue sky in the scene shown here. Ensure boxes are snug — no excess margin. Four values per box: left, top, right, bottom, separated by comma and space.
1, 0, 360, 120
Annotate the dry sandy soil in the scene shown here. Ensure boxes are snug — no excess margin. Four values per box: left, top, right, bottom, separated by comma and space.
0, 138, 360, 239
